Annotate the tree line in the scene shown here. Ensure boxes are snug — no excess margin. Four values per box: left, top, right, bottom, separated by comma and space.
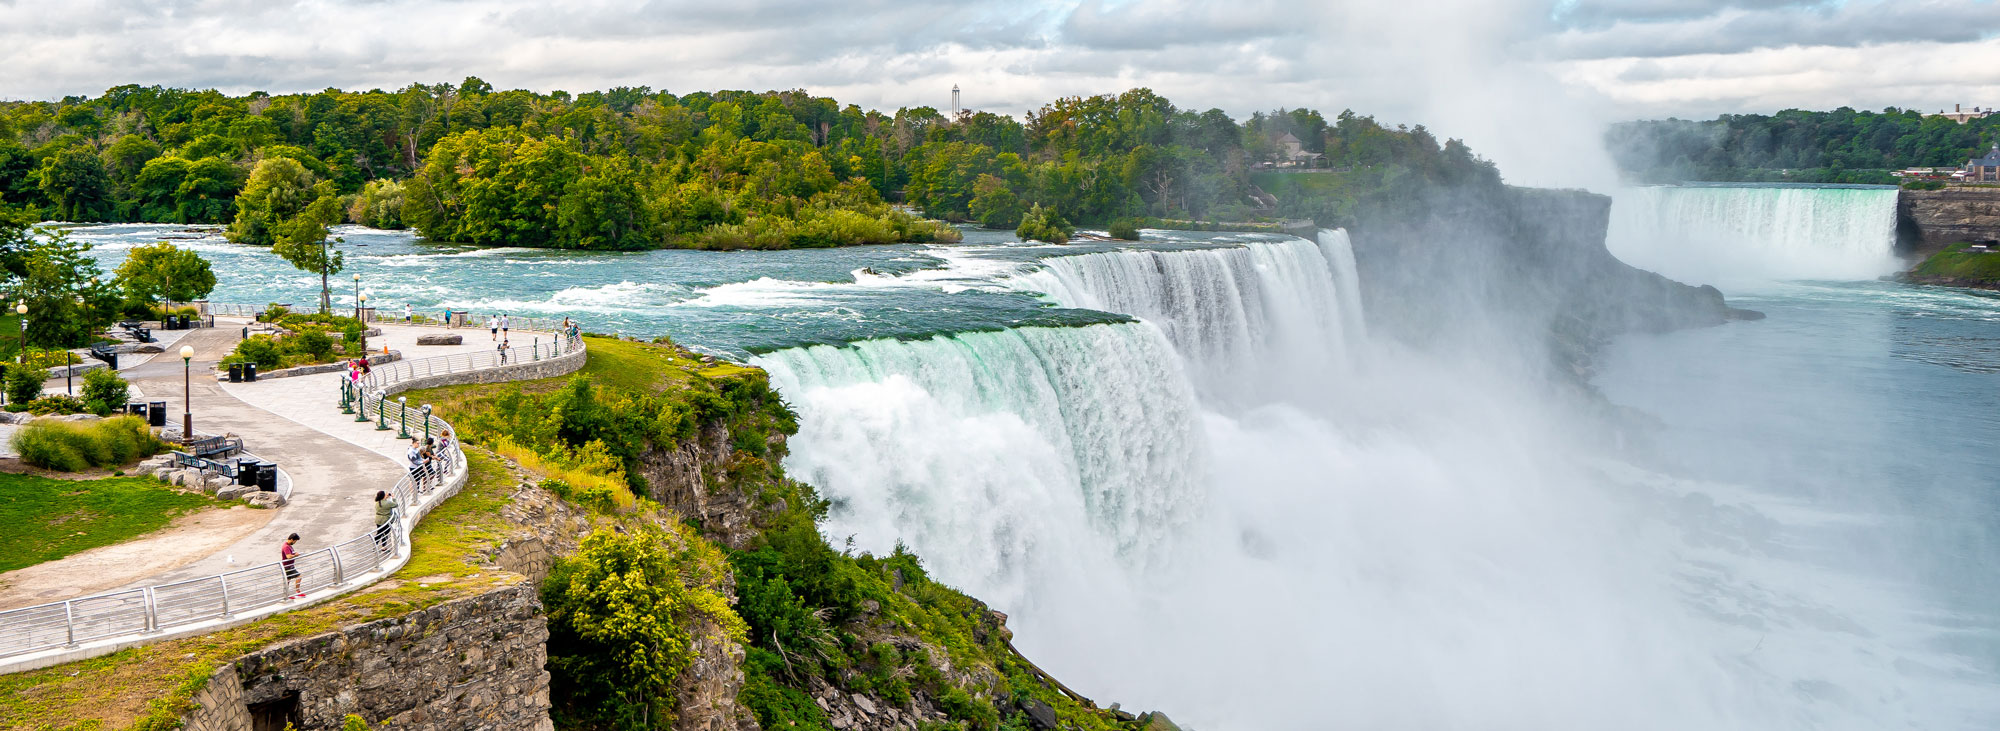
1606, 107, 2000, 184
0, 80, 1504, 250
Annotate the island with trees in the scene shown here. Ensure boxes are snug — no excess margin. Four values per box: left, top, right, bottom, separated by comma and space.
0, 80, 1501, 250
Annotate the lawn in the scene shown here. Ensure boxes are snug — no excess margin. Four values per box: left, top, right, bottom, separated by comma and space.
0, 472, 215, 574
0, 450, 527, 731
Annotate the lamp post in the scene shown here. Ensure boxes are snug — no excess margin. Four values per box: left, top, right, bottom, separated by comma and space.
357, 292, 369, 354
397, 396, 410, 439
14, 302, 25, 364
421, 404, 432, 442
180, 344, 195, 441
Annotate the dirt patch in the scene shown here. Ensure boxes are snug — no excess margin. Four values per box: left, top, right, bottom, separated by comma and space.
0, 505, 275, 611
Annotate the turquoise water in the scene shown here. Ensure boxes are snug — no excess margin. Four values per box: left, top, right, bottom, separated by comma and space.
62, 223, 1279, 356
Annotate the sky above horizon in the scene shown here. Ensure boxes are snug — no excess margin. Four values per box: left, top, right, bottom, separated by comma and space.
4, 0, 1997, 188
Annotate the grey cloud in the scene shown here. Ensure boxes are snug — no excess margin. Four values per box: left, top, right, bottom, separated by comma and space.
1548, 0, 2000, 59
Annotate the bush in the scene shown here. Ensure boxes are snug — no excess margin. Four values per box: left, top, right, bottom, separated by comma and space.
13, 415, 163, 471
5, 365, 49, 405
257, 303, 290, 322
1108, 217, 1143, 241
224, 335, 283, 369
1015, 204, 1073, 244
26, 395, 87, 415
294, 328, 334, 360
1902, 179, 1946, 191
81, 367, 129, 415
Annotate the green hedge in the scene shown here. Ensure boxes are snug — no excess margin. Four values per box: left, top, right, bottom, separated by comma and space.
13, 416, 165, 472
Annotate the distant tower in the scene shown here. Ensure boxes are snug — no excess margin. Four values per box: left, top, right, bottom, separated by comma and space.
952, 85, 961, 117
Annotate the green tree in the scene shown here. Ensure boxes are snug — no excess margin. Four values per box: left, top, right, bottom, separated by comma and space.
543, 528, 742, 729
969, 174, 1023, 228
37, 148, 113, 222
270, 184, 345, 313
227, 156, 318, 245
114, 242, 216, 307
13, 230, 114, 348
555, 162, 655, 250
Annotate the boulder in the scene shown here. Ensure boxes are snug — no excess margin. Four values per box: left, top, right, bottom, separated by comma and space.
416, 333, 462, 346
204, 475, 233, 494
52, 413, 102, 422
216, 484, 255, 501
245, 491, 288, 508
132, 344, 166, 354
0, 411, 30, 425
153, 467, 176, 482
1022, 699, 1058, 730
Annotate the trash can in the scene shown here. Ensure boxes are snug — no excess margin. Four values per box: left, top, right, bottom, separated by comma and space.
236, 459, 260, 487
135, 327, 151, 343
168, 315, 182, 330
127, 402, 146, 416
227, 362, 243, 383
256, 462, 277, 491
147, 401, 167, 427
243, 362, 258, 382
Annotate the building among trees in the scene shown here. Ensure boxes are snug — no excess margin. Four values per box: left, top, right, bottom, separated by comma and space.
1964, 144, 2000, 182
1934, 104, 1993, 124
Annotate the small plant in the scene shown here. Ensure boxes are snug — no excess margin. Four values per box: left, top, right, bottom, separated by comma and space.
294, 328, 334, 360
26, 394, 87, 415
257, 303, 290, 322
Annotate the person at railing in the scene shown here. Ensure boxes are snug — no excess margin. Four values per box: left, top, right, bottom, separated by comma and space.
281, 533, 304, 600
373, 490, 398, 555
498, 337, 509, 364
437, 428, 456, 469
406, 438, 431, 494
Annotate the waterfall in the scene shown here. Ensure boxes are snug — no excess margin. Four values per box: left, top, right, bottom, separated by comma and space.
751, 322, 1205, 607
1608, 185, 1901, 286
1011, 231, 1366, 403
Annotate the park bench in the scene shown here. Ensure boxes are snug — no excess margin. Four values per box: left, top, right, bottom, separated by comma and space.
171, 451, 239, 480
181, 434, 243, 459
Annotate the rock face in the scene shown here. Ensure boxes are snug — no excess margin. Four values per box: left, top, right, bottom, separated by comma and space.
416, 333, 463, 346
637, 421, 779, 549
1898, 187, 2000, 255
180, 584, 552, 731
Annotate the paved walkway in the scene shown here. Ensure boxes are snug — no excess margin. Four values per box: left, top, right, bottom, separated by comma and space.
0, 320, 551, 602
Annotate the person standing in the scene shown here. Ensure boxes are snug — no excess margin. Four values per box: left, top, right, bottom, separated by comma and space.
407, 438, 429, 493
499, 313, 510, 340
403, 303, 413, 322
281, 533, 303, 599
497, 337, 510, 364
373, 490, 398, 554
488, 315, 499, 341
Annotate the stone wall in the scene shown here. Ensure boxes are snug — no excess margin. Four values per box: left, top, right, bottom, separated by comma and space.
180, 584, 553, 731
1899, 187, 2000, 255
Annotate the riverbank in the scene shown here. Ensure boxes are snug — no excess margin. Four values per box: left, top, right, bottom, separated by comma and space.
1903, 242, 2000, 290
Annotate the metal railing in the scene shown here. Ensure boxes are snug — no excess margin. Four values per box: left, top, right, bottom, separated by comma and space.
207, 301, 575, 334
0, 333, 587, 666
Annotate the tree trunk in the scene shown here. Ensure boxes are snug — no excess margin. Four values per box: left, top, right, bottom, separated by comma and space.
320, 269, 331, 314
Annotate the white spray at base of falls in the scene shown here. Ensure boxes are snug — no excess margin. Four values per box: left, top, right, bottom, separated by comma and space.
1608, 185, 1902, 287
755, 230, 1987, 729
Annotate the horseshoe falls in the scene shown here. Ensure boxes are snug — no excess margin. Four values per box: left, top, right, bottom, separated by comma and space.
1608, 185, 1902, 286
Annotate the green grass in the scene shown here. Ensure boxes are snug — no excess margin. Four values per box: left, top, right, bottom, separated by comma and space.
0, 473, 214, 573
1910, 242, 2000, 284
0, 451, 526, 731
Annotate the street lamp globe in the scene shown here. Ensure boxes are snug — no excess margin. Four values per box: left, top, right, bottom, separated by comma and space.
13, 303, 24, 315
180, 345, 194, 361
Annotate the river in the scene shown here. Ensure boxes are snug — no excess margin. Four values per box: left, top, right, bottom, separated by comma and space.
61, 191, 2000, 728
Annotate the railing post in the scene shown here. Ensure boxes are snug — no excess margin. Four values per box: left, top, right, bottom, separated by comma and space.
219, 575, 232, 617
142, 587, 159, 633
63, 601, 75, 647
330, 548, 346, 586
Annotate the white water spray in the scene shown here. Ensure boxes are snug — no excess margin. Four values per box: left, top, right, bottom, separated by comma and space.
1608, 186, 1901, 286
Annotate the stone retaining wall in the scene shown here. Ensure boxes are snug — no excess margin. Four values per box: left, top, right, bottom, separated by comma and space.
180, 584, 553, 731
379, 346, 586, 395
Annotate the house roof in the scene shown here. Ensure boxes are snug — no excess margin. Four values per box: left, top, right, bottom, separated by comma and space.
1277, 132, 1302, 144
1974, 145, 2000, 166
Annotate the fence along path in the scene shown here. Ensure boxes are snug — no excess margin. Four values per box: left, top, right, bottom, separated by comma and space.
0, 333, 586, 672
204, 302, 571, 335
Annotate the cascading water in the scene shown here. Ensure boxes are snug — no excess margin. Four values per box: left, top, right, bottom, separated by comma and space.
756, 229, 1989, 729
1607, 185, 1902, 286
1008, 232, 1365, 404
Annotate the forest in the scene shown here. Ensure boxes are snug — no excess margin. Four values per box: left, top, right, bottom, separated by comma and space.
1606, 107, 2000, 184
0, 79, 1501, 250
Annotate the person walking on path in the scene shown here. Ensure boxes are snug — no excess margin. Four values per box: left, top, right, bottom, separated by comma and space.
499, 313, 510, 339
373, 490, 399, 554
403, 303, 413, 322
281, 533, 303, 599
488, 315, 499, 341
407, 438, 430, 493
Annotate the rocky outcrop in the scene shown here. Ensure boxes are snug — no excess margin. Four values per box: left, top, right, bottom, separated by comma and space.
1898, 187, 2000, 256
637, 421, 786, 549
180, 584, 552, 731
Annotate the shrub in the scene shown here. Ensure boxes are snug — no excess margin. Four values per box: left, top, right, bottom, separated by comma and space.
1108, 217, 1143, 241
294, 328, 334, 360
81, 367, 129, 415
257, 303, 290, 322
224, 335, 283, 369
26, 395, 87, 415
1015, 204, 1073, 244
1902, 179, 1946, 191
5, 365, 49, 405
13, 415, 163, 471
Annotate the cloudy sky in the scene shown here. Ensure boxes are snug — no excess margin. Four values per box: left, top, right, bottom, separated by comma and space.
4, 0, 1998, 186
